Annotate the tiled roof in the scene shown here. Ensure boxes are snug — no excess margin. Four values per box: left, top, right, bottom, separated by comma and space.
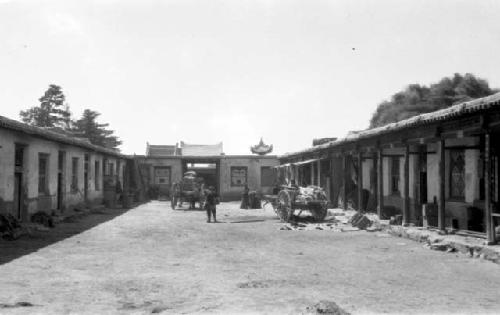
147, 144, 177, 156
0, 115, 125, 158
180, 141, 223, 156
281, 92, 500, 158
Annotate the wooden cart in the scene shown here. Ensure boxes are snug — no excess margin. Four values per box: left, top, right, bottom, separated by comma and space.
263, 186, 328, 222
170, 180, 204, 210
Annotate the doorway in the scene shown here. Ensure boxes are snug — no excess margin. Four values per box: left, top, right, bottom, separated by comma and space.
84, 154, 90, 205
418, 147, 428, 225
13, 144, 25, 220
182, 160, 220, 193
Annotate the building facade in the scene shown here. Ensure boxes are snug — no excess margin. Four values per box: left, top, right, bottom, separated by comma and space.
278, 93, 500, 244
137, 142, 279, 200
0, 116, 128, 221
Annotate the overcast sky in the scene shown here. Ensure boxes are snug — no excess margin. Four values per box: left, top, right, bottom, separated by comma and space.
1, 0, 500, 155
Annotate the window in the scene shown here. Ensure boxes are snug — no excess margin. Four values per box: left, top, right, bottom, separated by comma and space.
38, 154, 49, 195
95, 160, 100, 191
449, 150, 465, 199
14, 144, 24, 169
71, 157, 79, 193
231, 166, 247, 187
261, 166, 275, 187
154, 167, 170, 185
391, 157, 400, 194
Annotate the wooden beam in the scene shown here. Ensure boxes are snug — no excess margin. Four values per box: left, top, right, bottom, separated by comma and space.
342, 154, 348, 210
445, 145, 481, 150
485, 133, 496, 244
317, 159, 321, 187
438, 139, 446, 231
310, 162, 314, 186
373, 151, 378, 211
403, 144, 410, 226
377, 148, 384, 218
406, 137, 441, 145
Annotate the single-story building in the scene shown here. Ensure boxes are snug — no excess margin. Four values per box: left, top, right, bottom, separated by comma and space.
278, 93, 500, 244
0, 115, 129, 221
136, 142, 279, 200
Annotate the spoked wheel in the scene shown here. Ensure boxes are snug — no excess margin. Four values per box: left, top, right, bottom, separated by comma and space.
276, 190, 294, 222
312, 191, 329, 221
171, 195, 178, 209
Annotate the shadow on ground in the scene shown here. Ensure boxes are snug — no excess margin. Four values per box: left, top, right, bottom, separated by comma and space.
0, 208, 131, 265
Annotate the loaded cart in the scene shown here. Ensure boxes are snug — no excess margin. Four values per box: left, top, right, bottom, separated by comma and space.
263, 185, 329, 222
170, 171, 205, 210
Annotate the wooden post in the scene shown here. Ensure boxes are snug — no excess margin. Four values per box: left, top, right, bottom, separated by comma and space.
438, 139, 446, 231
329, 157, 334, 205
357, 152, 363, 212
293, 164, 298, 185
342, 154, 348, 210
485, 133, 495, 244
317, 159, 321, 187
403, 143, 410, 226
377, 148, 384, 218
373, 151, 378, 210
310, 162, 314, 186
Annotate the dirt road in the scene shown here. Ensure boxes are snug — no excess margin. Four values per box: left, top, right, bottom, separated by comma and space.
1, 201, 499, 314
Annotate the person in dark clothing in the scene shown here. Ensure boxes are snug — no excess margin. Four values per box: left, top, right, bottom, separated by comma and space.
240, 184, 250, 209
205, 186, 219, 223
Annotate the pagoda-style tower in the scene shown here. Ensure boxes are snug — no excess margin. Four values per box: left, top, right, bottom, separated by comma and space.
250, 137, 273, 155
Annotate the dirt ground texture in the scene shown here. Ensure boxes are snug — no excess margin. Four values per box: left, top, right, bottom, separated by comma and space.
1, 201, 500, 314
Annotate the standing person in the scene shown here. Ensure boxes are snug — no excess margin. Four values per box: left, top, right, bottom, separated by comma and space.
240, 184, 250, 209
205, 186, 219, 223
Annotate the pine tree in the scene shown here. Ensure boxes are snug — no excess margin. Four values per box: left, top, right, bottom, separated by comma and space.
20, 84, 72, 128
72, 109, 122, 150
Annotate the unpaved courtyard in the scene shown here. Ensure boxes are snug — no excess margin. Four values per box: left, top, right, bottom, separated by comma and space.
1, 201, 500, 314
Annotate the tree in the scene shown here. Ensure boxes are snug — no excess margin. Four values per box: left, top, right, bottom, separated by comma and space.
72, 109, 122, 150
20, 84, 72, 128
369, 73, 497, 128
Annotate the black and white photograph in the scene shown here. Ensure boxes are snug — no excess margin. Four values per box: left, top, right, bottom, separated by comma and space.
1, 0, 500, 314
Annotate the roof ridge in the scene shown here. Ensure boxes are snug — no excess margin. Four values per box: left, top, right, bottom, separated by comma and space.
281, 92, 500, 158
0, 115, 124, 158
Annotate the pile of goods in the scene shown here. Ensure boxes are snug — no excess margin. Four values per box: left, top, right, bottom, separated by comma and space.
295, 185, 327, 204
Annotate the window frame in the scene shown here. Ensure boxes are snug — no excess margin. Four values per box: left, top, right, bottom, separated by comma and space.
71, 157, 79, 193
154, 166, 171, 185
38, 153, 49, 195
390, 156, 400, 195
449, 149, 466, 200
230, 166, 248, 187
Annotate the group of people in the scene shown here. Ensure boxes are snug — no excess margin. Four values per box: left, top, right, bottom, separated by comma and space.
240, 185, 263, 209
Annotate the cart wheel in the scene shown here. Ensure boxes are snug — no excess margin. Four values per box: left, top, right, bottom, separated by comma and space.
276, 190, 293, 222
312, 203, 328, 222
171, 195, 177, 209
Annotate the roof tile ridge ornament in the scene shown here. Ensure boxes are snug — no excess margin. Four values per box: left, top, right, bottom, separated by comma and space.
250, 137, 273, 155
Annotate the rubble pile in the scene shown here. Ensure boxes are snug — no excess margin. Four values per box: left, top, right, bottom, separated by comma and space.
31, 211, 55, 228
0, 214, 23, 240
279, 208, 383, 232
